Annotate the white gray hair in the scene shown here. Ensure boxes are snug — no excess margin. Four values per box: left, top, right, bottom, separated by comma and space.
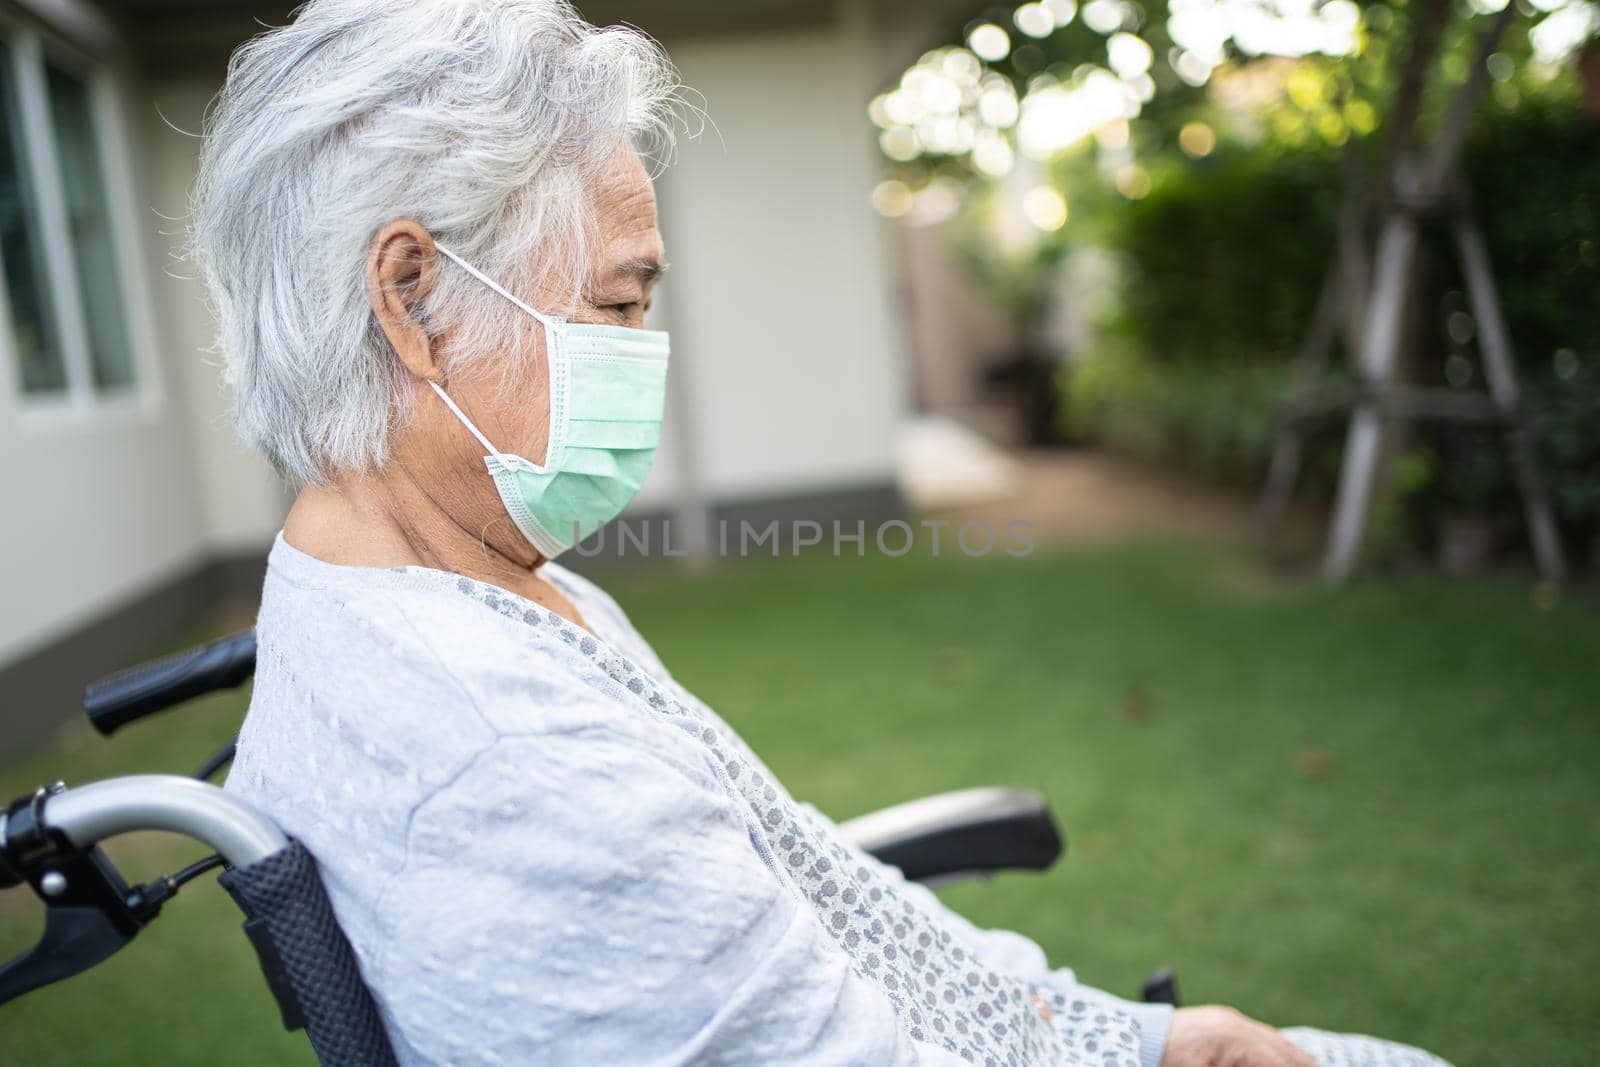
190, 0, 679, 485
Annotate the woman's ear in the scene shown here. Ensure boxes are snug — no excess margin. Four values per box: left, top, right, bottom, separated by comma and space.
367, 218, 441, 381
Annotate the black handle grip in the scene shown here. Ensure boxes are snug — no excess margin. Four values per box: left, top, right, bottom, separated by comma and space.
863, 807, 1063, 883
84, 628, 257, 735
1140, 967, 1181, 1006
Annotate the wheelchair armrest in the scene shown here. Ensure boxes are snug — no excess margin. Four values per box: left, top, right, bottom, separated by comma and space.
837, 787, 1064, 885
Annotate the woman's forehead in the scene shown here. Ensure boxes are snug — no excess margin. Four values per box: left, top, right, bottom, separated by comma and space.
593, 150, 664, 271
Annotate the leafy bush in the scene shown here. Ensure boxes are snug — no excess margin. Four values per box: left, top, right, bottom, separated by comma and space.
1110, 146, 1343, 371
1064, 348, 1289, 485
1527, 360, 1600, 550
1065, 146, 1342, 484
1467, 96, 1600, 381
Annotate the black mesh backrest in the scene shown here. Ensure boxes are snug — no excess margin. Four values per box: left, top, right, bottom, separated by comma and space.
219, 841, 399, 1067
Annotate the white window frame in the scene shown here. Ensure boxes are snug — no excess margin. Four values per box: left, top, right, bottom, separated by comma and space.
0, 8, 163, 428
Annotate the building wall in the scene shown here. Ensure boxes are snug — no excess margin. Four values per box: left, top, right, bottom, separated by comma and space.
0, 67, 294, 668
133, 76, 290, 553
648, 23, 910, 505
0, 370, 208, 666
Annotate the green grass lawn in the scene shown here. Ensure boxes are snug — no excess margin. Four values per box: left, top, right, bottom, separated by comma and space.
2, 539, 1596, 1065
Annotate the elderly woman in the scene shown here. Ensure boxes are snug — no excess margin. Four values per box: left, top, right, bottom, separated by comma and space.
199, 2, 1452, 1065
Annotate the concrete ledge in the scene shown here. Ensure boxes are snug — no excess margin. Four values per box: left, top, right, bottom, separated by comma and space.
563, 481, 906, 571
711, 481, 906, 534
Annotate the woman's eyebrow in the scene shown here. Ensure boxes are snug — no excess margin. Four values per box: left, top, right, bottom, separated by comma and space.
613, 256, 668, 286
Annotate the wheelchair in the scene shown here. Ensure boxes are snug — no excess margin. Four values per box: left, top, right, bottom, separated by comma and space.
1, 628, 1179, 1066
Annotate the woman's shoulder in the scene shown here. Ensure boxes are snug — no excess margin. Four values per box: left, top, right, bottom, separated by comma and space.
233, 550, 729, 878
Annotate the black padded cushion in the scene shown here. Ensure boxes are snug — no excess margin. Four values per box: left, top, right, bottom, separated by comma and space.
220, 841, 399, 1067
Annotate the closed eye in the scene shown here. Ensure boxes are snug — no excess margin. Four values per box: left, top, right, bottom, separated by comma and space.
606, 300, 652, 319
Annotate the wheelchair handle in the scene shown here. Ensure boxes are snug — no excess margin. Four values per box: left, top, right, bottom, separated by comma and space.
0, 775, 289, 1008
84, 628, 257, 735
40, 775, 287, 865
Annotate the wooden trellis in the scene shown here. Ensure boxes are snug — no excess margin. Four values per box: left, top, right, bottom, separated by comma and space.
1255, 5, 1567, 583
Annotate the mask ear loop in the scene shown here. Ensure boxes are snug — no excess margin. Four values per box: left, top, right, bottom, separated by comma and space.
431, 241, 568, 472
426, 379, 502, 458
433, 243, 561, 330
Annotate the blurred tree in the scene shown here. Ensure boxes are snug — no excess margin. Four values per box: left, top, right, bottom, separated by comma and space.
869, 0, 1600, 569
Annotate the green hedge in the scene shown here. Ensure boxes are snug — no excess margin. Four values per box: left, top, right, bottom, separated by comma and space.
1110, 147, 1343, 372
1469, 98, 1600, 376
1467, 99, 1600, 553
1064, 145, 1343, 491
1064, 350, 1290, 484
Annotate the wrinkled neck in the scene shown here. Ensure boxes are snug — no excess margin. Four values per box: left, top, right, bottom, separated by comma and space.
282, 466, 587, 628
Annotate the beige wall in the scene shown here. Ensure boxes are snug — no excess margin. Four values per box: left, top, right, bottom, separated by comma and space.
134, 76, 290, 553
645, 22, 910, 503
0, 376, 209, 665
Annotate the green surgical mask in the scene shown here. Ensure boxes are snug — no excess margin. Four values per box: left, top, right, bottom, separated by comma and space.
428, 244, 670, 559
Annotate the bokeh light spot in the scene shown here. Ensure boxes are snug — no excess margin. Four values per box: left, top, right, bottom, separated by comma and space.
968, 23, 1012, 63
1023, 185, 1069, 230
1015, 3, 1056, 38
1178, 120, 1216, 157
871, 180, 915, 218
1114, 163, 1151, 199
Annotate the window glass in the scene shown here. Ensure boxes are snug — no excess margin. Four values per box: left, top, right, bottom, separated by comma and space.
45, 58, 134, 391
0, 40, 66, 394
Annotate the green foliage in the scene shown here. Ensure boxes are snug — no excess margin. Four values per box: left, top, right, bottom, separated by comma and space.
876, 1, 1597, 564
1529, 362, 1600, 527
1065, 347, 1290, 483
1402, 97, 1600, 552
1112, 146, 1343, 367
1065, 145, 1342, 481
1466, 95, 1600, 377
